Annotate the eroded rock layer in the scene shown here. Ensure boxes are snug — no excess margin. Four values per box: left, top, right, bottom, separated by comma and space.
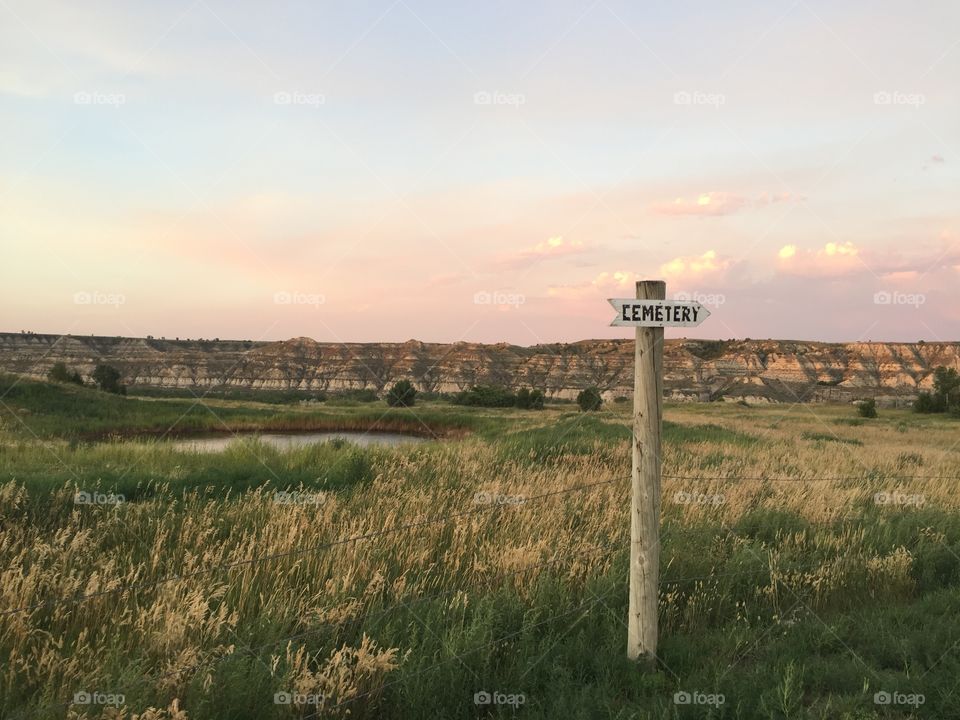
1, 333, 957, 404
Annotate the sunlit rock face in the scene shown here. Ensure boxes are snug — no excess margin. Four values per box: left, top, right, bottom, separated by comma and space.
0, 333, 956, 404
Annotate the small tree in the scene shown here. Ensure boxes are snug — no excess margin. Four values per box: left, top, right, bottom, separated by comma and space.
385, 379, 417, 407
48, 362, 71, 383
515, 387, 545, 410
92, 364, 124, 394
934, 367, 960, 410
857, 398, 878, 419
577, 386, 602, 412
48, 362, 84, 385
914, 392, 939, 413
914, 367, 960, 414
529, 389, 544, 410
452, 385, 515, 408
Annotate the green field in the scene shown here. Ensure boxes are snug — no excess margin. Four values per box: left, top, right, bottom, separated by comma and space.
2, 375, 960, 718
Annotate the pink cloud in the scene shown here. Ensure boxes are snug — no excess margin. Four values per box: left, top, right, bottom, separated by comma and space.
652, 192, 747, 216
495, 235, 586, 269
881, 270, 921, 283
548, 253, 735, 301
651, 191, 803, 217
777, 241, 960, 280
777, 241, 863, 277
547, 270, 637, 300
660, 250, 731, 282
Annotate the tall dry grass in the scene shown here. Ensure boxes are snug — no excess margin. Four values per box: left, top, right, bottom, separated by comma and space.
1, 403, 959, 717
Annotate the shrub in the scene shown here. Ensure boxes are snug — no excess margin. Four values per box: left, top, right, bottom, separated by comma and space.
914, 367, 960, 414
91, 364, 125, 395
47, 362, 83, 385
529, 389, 544, 410
577, 387, 602, 412
687, 340, 728, 361
452, 385, 516, 408
914, 392, 941, 413
857, 398, 878, 418
934, 367, 960, 405
385, 380, 417, 407
515, 387, 545, 410
338, 388, 379, 402
47, 362, 70, 383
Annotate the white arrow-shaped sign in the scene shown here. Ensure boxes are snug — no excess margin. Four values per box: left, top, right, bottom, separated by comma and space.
608, 298, 711, 327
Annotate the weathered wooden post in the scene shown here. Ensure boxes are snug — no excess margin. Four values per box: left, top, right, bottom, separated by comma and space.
608, 282, 711, 662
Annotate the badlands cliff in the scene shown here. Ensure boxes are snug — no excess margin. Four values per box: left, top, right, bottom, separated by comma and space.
1, 332, 958, 404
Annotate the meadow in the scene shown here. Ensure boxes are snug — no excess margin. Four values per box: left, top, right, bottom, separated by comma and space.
2, 375, 960, 718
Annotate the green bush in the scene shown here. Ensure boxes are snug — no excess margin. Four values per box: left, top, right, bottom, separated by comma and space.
47, 362, 83, 386
915, 392, 941, 413
914, 367, 960, 415
515, 387, 544, 410
129, 386, 326, 404
92, 364, 124, 395
857, 398, 878, 418
576, 386, 602, 412
385, 380, 417, 407
335, 388, 379, 402
452, 385, 516, 408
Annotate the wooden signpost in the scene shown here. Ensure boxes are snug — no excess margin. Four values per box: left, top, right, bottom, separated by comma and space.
608, 283, 711, 663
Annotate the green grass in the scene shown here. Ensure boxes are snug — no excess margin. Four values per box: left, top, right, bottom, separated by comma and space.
801, 431, 863, 446
0, 373, 488, 440
1, 438, 378, 500
3, 377, 960, 718
497, 412, 630, 465
128, 385, 329, 404
664, 421, 760, 446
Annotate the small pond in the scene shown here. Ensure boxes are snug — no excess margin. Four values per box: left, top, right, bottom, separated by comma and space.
168, 431, 427, 452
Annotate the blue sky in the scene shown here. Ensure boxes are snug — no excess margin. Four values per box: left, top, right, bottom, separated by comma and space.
2, 0, 958, 344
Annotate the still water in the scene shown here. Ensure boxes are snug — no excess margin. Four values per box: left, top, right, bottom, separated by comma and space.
169, 431, 427, 452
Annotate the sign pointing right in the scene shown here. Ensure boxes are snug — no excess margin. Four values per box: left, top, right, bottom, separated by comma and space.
608, 298, 711, 328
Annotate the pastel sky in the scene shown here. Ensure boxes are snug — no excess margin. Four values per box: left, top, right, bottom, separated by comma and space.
2, 0, 958, 345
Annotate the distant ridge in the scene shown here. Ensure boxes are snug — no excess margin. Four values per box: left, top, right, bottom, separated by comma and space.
1, 332, 957, 404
